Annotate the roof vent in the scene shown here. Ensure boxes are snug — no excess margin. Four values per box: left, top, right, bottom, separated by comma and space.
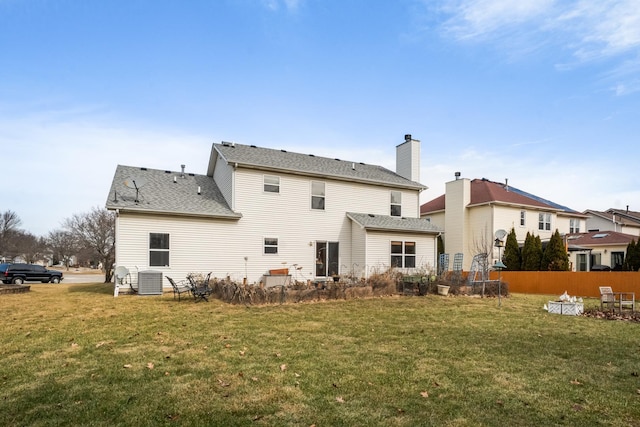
181, 164, 185, 178
404, 134, 412, 142
140, 167, 147, 171
250, 145, 256, 148
455, 172, 461, 180
351, 163, 355, 170
368, 214, 375, 218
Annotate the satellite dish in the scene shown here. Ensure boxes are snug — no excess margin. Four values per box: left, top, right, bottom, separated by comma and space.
124, 177, 147, 189
123, 177, 147, 203
494, 229, 507, 240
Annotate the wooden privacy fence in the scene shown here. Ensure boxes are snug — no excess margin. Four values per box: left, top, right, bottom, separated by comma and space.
491, 271, 640, 298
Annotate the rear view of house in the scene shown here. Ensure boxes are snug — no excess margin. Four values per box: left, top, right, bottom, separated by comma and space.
106, 135, 441, 288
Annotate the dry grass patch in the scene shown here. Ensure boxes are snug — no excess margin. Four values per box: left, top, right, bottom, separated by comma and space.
1, 284, 640, 426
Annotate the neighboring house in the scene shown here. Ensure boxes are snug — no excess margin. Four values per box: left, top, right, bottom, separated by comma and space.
584, 208, 640, 238
420, 176, 586, 271
105, 135, 442, 288
566, 230, 636, 271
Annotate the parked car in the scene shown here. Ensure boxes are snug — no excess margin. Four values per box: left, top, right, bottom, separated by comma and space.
0, 263, 64, 284
590, 264, 612, 271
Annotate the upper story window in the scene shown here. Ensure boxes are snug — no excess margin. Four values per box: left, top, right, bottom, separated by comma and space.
263, 237, 278, 254
538, 213, 551, 231
569, 218, 580, 233
311, 181, 325, 210
149, 233, 170, 267
390, 191, 402, 217
263, 175, 280, 193
520, 211, 526, 226
391, 241, 416, 268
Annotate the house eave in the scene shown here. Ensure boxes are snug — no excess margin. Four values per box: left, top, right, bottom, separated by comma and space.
107, 205, 242, 220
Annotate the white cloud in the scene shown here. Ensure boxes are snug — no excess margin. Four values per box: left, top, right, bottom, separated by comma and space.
261, 0, 303, 13
436, 0, 640, 62
441, 0, 554, 40
0, 107, 210, 236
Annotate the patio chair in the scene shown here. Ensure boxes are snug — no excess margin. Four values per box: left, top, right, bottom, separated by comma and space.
599, 286, 615, 310
166, 276, 191, 301
600, 286, 636, 312
187, 274, 209, 302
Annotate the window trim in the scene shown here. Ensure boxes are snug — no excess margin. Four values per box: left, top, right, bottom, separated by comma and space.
311, 181, 325, 210
520, 210, 526, 227
538, 212, 551, 231
390, 191, 402, 217
149, 232, 170, 267
391, 240, 416, 268
263, 237, 279, 255
263, 174, 280, 193
569, 218, 580, 233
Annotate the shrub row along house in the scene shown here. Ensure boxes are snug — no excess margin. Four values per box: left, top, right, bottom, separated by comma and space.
106, 135, 442, 289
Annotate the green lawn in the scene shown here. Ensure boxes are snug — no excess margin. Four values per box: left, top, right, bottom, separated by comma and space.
1, 283, 639, 426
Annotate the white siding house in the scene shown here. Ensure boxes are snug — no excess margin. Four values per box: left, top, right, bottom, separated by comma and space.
420, 176, 586, 271
106, 135, 441, 288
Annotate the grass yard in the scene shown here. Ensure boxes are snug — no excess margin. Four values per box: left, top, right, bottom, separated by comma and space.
1, 283, 639, 426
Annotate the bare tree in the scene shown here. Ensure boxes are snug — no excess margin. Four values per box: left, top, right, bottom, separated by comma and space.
13, 231, 47, 264
65, 207, 115, 282
48, 230, 79, 270
0, 210, 22, 260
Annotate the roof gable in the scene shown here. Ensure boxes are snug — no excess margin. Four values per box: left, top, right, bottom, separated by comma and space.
210, 142, 425, 191
421, 178, 579, 214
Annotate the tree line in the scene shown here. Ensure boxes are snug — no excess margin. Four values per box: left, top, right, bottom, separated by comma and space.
501, 228, 640, 271
0, 208, 115, 282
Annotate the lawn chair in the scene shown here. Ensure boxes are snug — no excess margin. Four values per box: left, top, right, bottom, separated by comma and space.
114, 266, 135, 297
187, 274, 209, 302
166, 276, 191, 301
600, 286, 636, 312
599, 286, 615, 310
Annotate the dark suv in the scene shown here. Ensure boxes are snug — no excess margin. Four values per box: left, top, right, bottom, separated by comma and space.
0, 263, 63, 285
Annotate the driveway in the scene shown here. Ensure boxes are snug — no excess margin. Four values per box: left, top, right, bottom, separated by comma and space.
62, 273, 106, 284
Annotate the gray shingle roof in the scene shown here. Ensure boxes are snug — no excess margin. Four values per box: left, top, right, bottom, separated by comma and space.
210, 142, 425, 190
105, 165, 240, 219
347, 212, 442, 234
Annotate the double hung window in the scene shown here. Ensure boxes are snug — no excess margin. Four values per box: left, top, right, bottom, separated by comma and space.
311, 181, 325, 210
150, 233, 170, 267
264, 237, 278, 254
538, 213, 551, 231
390, 191, 402, 217
264, 175, 280, 193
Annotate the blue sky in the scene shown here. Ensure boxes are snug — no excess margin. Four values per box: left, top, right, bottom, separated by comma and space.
2, 0, 639, 236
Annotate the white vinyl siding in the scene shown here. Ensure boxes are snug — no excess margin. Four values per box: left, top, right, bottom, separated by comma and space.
213, 156, 234, 208
115, 168, 430, 286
